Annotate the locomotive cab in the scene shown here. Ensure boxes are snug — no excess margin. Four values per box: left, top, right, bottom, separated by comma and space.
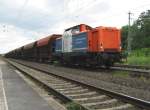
62, 24, 92, 53
65, 24, 93, 34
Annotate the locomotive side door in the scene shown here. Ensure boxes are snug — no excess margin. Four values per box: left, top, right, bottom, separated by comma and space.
88, 30, 99, 52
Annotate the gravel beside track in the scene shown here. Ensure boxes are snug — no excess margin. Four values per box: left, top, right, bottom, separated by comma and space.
110, 66, 150, 77
9, 59, 150, 102
7, 59, 149, 110
114, 64, 150, 70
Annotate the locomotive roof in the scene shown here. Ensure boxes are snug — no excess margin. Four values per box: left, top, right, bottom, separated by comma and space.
65, 24, 92, 31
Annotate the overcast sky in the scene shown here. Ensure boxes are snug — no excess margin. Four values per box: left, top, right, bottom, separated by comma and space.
0, 0, 150, 53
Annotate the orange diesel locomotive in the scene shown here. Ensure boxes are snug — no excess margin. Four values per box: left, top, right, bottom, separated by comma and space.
54, 24, 121, 67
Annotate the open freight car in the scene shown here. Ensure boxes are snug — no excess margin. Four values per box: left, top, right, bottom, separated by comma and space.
54, 24, 121, 67
5, 50, 15, 58
36, 34, 61, 62
15, 47, 24, 59
23, 42, 37, 60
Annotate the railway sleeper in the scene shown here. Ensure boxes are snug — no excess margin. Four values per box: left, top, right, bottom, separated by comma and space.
61, 89, 89, 95
74, 95, 109, 104
99, 104, 135, 110
46, 80, 68, 84
45, 79, 64, 82
68, 91, 98, 99
83, 99, 122, 109
56, 86, 83, 91
52, 84, 78, 89
49, 83, 72, 86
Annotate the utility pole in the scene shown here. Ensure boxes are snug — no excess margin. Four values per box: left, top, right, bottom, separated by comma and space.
127, 11, 132, 54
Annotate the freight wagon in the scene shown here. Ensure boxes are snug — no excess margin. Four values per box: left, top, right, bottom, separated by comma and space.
36, 34, 61, 62
23, 42, 36, 60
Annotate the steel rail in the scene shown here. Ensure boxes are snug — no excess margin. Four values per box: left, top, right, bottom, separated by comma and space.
6, 59, 150, 110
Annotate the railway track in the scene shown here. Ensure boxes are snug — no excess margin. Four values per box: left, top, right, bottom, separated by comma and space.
5, 59, 150, 110
114, 64, 150, 70
6, 58, 150, 78
111, 64, 150, 77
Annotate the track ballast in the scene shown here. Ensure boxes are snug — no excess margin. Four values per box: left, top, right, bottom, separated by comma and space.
6, 59, 150, 110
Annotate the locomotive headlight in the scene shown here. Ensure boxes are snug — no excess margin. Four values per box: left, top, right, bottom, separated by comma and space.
119, 44, 122, 50
100, 46, 103, 49
100, 43, 104, 50
100, 43, 103, 48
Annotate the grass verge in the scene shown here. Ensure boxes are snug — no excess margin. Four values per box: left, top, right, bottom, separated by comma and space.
123, 48, 150, 66
112, 71, 129, 77
127, 56, 150, 66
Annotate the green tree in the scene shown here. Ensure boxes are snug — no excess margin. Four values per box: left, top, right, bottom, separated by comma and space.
121, 10, 150, 50
121, 25, 128, 49
132, 10, 150, 49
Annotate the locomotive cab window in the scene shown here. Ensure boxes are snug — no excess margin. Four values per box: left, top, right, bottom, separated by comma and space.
86, 25, 93, 30
65, 25, 80, 34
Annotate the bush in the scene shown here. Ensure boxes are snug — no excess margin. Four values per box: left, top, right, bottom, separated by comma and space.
66, 102, 83, 110
125, 48, 150, 66
127, 56, 150, 65
129, 48, 150, 57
